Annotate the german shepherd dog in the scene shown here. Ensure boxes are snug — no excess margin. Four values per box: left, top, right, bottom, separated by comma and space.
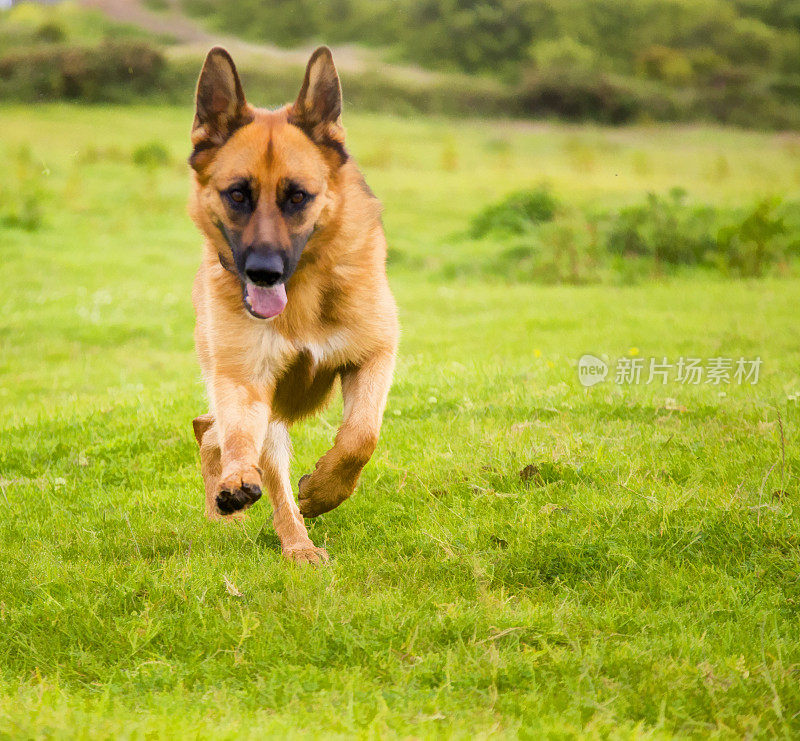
189, 47, 399, 564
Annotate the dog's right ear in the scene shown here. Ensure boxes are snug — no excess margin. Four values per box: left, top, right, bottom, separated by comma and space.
190, 47, 252, 171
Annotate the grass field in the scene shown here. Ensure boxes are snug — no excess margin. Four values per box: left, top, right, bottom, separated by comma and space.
1, 105, 799, 738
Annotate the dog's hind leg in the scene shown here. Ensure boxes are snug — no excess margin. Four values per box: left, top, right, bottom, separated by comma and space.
298, 349, 395, 518
260, 421, 328, 564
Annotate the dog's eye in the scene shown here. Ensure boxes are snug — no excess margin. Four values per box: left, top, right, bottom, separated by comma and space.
289, 191, 306, 205
223, 185, 251, 210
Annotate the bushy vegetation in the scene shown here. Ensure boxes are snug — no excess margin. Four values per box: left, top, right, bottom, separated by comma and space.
2, 1, 800, 126
181, 0, 800, 75
0, 145, 47, 231
469, 185, 559, 237
181, 0, 800, 127
131, 141, 172, 169
462, 186, 800, 283
0, 3, 515, 113
0, 3, 168, 102
0, 40, 166, 102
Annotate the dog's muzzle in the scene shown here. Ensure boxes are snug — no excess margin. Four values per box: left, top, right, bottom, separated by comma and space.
241, 249, 289, 319
244, 250, 285, 287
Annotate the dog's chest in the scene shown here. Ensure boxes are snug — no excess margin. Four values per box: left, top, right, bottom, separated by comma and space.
248, 326, 349, 422
247, 325, 350, 382
302, 330, 350, 366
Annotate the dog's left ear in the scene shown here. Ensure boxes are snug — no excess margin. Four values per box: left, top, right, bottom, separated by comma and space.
190, 47, 252, 171
289, 46, 345, 155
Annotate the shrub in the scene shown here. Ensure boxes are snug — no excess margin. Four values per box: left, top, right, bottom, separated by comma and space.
636, 45, 694, 85
470, 186, 559, 238
517, 69, 641, 124
0, 40, 165, 102
462, 187, 799, 284
528, 36, 597, 74
489, 222, 602, 284
35, 21, 66, 44
400, 0, 536, 75
605, 189, 718, 266
606, 191, 798, 276
0, 145, 47, 231
132, 142, 171, 169
687, 47, 728, 81
717, 198, 789, 277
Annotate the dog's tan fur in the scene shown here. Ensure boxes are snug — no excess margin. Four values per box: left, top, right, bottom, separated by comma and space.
188, 47, 398, 563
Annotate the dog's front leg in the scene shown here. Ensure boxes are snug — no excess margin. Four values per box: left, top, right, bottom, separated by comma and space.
210, 375, 270, 516
298, 350, 396, 518
261, 421, 329, 564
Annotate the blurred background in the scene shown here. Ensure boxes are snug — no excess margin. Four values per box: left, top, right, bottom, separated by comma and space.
2, 0, 800, 127
1, 0, 799, 290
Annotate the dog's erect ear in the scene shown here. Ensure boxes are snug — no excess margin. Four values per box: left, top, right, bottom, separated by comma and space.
190, 47, 252, 171
289, 46, 346, 158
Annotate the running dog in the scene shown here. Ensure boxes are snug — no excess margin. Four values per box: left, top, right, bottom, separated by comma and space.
189, 46, 399, 564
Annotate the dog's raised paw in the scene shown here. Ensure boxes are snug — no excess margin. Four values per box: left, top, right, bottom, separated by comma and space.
282, 546, 329, 565
216, 476, 262, 515
297, 473, 339, 518
216, 465, 263, 515
298, 474, 324, 518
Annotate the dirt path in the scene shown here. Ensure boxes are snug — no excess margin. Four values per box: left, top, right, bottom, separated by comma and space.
77, 0, 437, 80
79, 0, 211, 43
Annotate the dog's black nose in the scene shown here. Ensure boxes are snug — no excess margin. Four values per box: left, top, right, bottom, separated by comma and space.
244, 251, 284, 286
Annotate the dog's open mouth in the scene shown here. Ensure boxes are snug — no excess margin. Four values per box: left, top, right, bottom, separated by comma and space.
244, 282, 287, 319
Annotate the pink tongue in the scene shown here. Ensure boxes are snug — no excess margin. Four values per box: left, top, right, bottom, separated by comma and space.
246, 283, 287, 318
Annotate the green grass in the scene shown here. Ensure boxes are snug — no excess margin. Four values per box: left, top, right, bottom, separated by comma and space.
0, 105, 799, 738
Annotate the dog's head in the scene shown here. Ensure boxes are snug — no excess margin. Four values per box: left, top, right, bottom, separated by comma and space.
189, 46, 346, 319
